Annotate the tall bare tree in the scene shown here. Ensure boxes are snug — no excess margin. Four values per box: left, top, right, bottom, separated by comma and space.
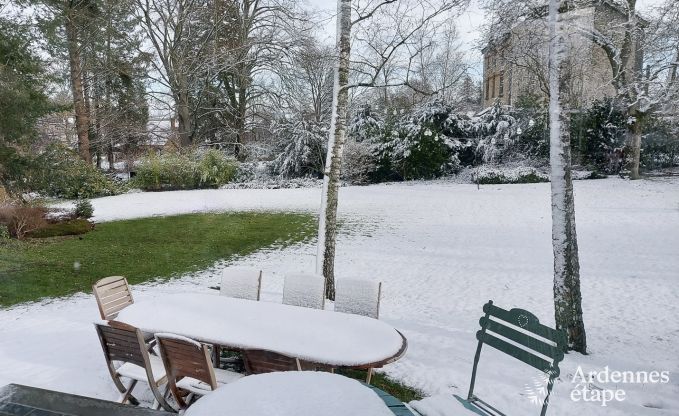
136, 0, 303, 154
317, 0, 468, 299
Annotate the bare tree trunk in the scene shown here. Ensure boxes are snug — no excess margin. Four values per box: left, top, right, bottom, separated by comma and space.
65, 7, 91, 164
107, 146, 115, 171
548, 0, 586, 353
627, 107, 642, 180
176, 86, 193, 147
316, 0, 351, 300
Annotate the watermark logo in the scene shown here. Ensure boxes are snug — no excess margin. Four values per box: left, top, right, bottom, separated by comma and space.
524, 366, 671, 408
570, 366, 670, 407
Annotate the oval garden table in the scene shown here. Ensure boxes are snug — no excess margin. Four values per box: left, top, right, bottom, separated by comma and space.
115, 293, 407, 368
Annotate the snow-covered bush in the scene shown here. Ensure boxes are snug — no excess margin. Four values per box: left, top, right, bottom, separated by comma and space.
354, 100, 471, 180
640, 117, 679, 170
570, 99, 626, 172
468, 101, 522, 164
473, 165, 549, 184
342, 140, 377, 184
348, 105, 382, 144
196, 149, 238, 188
271, 118, 327, 178
510, 94, 549, 162
133, 149, 237, 191
29, 144, 121, 199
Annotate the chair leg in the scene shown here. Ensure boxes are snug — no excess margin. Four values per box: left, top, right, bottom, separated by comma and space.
213, 345, 221, 368
366, 368, 373, 384
151, 386, 167, 412
118, 379, 138, 404
151, 383, 175, 412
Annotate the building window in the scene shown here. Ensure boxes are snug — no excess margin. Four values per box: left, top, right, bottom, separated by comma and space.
499, 73, 504, 97
485, 79, 490, 100
491, 77, 496, 98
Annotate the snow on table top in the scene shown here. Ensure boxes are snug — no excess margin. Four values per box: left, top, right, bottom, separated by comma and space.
184, 372, 395, 416
115, 293, 405, 366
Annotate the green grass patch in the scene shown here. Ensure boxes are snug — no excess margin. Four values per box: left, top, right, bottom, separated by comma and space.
338, 369, 423, 403
26, 219, 94, 238
0, 212, 315, 307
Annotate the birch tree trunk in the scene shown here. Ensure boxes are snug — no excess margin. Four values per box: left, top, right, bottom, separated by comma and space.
65, 6, 91, 164
548, 0, 587, 353
316, 0, 352, 300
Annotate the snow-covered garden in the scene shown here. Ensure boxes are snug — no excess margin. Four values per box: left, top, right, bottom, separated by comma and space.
1, 177, 677, 415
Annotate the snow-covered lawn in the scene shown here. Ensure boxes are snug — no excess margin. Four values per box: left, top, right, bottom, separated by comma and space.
2, 178, 678, 415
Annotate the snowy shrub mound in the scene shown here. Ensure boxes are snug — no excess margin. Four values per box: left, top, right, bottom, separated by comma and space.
473, 165, 549, 184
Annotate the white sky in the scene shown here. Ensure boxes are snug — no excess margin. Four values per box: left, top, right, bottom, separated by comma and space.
303, 0, 666, 78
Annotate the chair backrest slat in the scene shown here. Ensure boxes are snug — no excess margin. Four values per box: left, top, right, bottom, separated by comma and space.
334, 279, 381, 319
476, 331, 554, 374
220, 268, 262, 301
282, 274, 325, 309
242, 349, 302, 374
480, 318, 564, 361
93, 276, 134, 320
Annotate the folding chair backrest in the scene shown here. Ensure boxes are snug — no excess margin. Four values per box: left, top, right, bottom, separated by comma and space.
93, 276, 134, 320
220, 268, 262, 301
94, 321, 148, 369
242, 349, 302, 374
334, 279, 382, 319
467, 301, 568, 416
156, 334, 217, 391
282, 273, 325, 309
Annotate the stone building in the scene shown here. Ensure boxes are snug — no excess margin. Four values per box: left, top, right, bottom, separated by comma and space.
481, 0, 645, 109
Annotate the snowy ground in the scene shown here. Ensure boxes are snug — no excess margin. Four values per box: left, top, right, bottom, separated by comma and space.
2, 178, 678, 415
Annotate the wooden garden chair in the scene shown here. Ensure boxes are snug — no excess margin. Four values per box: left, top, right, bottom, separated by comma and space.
454, 300, 567, 416
242, 349, 303, 374
334, 279, 382, 383
155, 333, 244, 411
93, 276, 134, 320
220, 268, 262, 301
282, 273, 326, 309
93, 321, 173, 412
